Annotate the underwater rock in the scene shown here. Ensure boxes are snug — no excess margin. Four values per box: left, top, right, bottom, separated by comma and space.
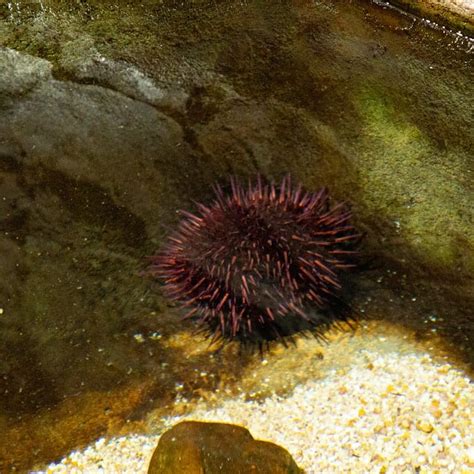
0, 47, 52, 98
58, 36, 189, 113
390, 0, 474, 33
0, 44, 197, 436
148, 421, 302, 474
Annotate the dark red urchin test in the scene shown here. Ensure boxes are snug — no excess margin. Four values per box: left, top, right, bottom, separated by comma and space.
148, 175, 361, 345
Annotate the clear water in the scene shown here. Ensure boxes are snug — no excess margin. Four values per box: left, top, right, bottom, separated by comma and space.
0, 1, 472, 471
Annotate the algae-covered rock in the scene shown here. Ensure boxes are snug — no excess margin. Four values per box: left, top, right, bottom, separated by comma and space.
354, 87, 474, 279
0, 47, 52, 97
148, 421, 302, 474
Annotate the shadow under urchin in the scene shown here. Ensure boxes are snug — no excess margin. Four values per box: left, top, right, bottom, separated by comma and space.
147, 175, 361, 348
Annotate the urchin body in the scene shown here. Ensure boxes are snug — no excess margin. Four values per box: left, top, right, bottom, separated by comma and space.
149, 175, 360, 343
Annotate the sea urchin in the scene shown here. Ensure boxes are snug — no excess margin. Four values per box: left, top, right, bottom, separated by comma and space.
148, 175, 360, 344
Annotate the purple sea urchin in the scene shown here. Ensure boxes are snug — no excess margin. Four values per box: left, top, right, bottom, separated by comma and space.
148, 175, 360, 344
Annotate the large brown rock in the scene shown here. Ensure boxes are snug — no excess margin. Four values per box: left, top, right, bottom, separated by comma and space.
148, 421, 302, 474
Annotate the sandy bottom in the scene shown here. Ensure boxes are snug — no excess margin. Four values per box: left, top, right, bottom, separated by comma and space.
36, 349, 473, 474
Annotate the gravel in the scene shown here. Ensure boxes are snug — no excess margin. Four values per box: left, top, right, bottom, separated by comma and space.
38, 351, 474, 474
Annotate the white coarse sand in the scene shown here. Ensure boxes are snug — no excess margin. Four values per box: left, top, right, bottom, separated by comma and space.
39, 351, 474, 474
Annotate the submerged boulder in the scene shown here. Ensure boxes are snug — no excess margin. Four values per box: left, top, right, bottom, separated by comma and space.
148, 421, 302, 474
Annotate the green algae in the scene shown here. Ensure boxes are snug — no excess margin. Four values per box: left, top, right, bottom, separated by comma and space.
355, 88, 473, 274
